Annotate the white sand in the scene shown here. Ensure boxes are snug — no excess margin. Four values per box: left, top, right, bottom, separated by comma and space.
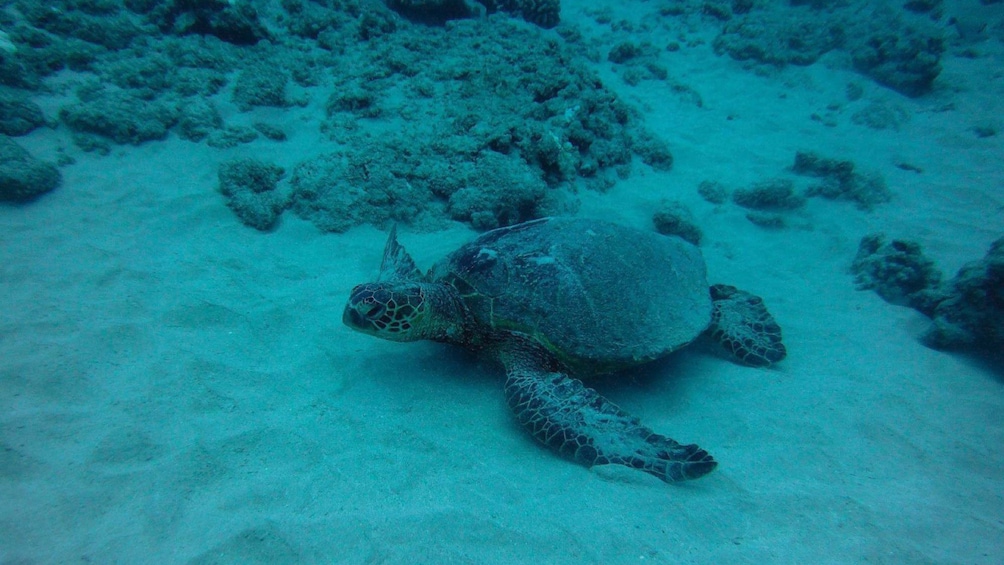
2, 2, 1003, 563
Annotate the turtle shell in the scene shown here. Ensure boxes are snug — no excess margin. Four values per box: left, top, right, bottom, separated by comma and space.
429, 217, 712, 375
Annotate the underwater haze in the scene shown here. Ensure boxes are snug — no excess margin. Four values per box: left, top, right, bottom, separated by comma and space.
2, 0, 1003, 563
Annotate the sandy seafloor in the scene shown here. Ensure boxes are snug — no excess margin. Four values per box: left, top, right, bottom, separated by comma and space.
3, 1, 1004, 563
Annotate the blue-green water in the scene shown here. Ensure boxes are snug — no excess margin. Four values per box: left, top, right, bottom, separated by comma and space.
1, 1, 1002, 562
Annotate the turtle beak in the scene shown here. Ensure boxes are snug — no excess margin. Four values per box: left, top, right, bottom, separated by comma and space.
343, 303, 364, 329
342, 285, 373, 334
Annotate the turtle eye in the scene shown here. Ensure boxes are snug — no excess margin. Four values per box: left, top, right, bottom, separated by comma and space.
364, 303, 386, 319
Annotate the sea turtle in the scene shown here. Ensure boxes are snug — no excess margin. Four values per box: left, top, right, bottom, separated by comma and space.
343, 217, 786, 483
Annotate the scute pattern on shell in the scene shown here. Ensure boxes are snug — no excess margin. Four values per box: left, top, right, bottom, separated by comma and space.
430, 218, 713, 375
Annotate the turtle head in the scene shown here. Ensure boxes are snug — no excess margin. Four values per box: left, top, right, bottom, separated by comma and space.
345, 227, 468, 344
343, 281, 446, 342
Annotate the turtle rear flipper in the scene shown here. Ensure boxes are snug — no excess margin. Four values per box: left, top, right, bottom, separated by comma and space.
708, 284, 787, 367
503, 368, 717, 483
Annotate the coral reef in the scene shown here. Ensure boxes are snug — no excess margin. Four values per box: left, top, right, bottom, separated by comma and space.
1, 0, 659, 229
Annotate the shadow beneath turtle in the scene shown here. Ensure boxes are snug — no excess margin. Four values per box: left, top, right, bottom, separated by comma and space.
585, 348, 709, 407
381, 341, 482, 376
371, 336, 770, 421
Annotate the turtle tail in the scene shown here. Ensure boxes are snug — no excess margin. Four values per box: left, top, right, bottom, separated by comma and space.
503, 369, 717, 483
708, 284, 787, 367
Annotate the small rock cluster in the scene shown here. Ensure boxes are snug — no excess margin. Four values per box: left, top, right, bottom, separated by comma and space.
852, 234, 1004, 354
692, 151, 891, 230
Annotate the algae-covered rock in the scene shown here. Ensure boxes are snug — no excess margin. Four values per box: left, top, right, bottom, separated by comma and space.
709, 2, 943, 96
304, 16, 668, 229
924, 238, 1004, 351
386, 0, 561, 28
146, 0, 271, 45
697, 180, 728, 205
60, 88, 179, 146
0, 136, 61, 201
206, 125, 258, 149
794, 151, 891, 210
218, 158, 287, 231
178, 98, 222, 142
652, 201, 702, 245
481, 0, 561, 28
851, 28, 943, 98
446, 151, 547, 230
851, 234, 943, 314
385, 0, 484, 24
290, 148, 432, 233
233, 63, 290, 111
0, 90, 46, 136
732, 178, 805, 211
714, 10, 844, 67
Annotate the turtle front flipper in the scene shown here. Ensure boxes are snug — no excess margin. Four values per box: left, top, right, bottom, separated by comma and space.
708, 284, 787, 367
503, 369, 717, 483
